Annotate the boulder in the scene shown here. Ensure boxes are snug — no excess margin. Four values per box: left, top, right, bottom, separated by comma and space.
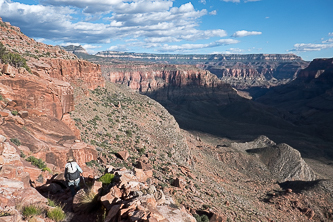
101, 186, 123, 210
18, 111, 28, 118
117, 150, 129, 161
2, 64, 14, 76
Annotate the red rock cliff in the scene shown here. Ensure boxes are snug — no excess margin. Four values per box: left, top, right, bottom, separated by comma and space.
103, 64, 226, 92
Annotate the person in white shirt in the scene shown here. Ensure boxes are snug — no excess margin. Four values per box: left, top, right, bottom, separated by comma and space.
65, 157, 83, 197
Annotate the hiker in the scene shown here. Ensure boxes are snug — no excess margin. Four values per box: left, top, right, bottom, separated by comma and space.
65, 157, 83, 197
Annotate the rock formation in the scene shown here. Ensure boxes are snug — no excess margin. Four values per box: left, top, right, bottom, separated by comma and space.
61, 45, 88, 55
92, 51, 309, 89
255, 58, 333, 144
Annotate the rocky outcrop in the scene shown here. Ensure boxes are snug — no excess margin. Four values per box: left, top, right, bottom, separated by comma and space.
96, 51, 303, 63
30, 58, 105, 90
0, 17, 105, 120
76, 167, 195, 222
61, 45, 88, 55
93, 51, 308, 89
233, 136, 318, 182
0, 135, 49, 221
0, 70, 74, 120
201, 61, 309, 89
255, 58, 333, 143
296, 58, 333, 82
103, 64, 227, 93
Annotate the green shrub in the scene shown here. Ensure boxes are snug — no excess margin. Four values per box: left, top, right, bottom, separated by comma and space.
20, 151, 26, 158
75, 190, 99, 213
26, 156, 47, 169
10, 138, 21, 146
42, 167, 52, 174
11, 110, 18, 116
0, 43, 31, 72
86, 160, 98, 167
47, 206, 65, 222
137, 147, 146, 156
98, 173, 115, 185
22, 205, 42, 218
125, 130, 132, 137
48, 199, 56, 207
0, 211, 11, 217
193, 214, 209, 222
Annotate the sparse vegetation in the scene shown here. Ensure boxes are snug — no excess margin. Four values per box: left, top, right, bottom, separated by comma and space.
10, 138, 21, 146
26, 156, 47, 169
22, 205, 42, 218
98, 173, 115, 185
193, 214, 209, 222
47, 206, 66, 222
75, 190, 99, 213
11, 110, 18, 116
0, 42, 31, 72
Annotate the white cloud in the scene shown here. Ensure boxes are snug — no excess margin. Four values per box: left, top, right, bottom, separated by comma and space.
107, 45, 129, 51
82, 44, 101, 50
158, 39, 239, 52
322, 38, 333, 43
291, 43, 333, 52
199, 0, 206, 4
329, 32, 333, 36
209, 10, 217, 15
60, 42, 81, 46
222, 0, 240, 2
232, 30, 262, 37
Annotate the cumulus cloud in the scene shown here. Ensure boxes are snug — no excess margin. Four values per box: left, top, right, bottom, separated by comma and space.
199, 0, 206, 4
209, 10, 217, 15
329, 32, 333, 36
0, 0, 243, 53
322, 38, 333, 43
290, 43, 333, 52
232, 30, 262, 37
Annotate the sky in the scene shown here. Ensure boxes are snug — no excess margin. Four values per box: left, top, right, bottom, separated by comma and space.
0, 0, 332, 61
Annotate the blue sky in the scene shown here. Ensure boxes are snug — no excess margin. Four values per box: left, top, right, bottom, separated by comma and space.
0, 0, 332, 61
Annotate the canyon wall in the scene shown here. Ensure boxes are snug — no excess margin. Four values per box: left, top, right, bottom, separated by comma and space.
0, 17, 105, 120
93, 51, 309, 89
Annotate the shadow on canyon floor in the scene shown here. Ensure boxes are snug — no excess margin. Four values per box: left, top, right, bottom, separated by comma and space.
145, 86, 333, 164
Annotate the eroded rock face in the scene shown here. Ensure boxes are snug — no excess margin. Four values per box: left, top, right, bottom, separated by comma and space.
231, 136, 317, 182
86, 166, 196, 222
0, 74, 73, 120
0, 136, 48, 218
103, 64, 230, 93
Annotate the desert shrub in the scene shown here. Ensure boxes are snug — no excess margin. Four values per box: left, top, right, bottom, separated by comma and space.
22, 205, 42, 218
98, 173, 115, 185
0, 211, 11, 217
47, 206, 65, 222
20, 151, 26, 158
26, 156, 47, 169
193, 214, 209, 222
125, 130, 132, 137
137, 147, 146, 156
11, 110, 18, 116
86, 160, 98, 167
42, 167, 52, 174
10, 138, 21, 146
76, 190, 99, 212
47, 199, 56, 207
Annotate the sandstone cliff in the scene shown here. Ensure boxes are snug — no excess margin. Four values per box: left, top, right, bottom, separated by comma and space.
92, 50, 309, 89
0, 17, 104, 120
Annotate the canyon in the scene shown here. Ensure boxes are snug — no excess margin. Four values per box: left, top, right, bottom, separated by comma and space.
1, 17, 333, 222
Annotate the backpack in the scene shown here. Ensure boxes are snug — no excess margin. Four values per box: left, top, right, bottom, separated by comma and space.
66, 162, 80, 181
